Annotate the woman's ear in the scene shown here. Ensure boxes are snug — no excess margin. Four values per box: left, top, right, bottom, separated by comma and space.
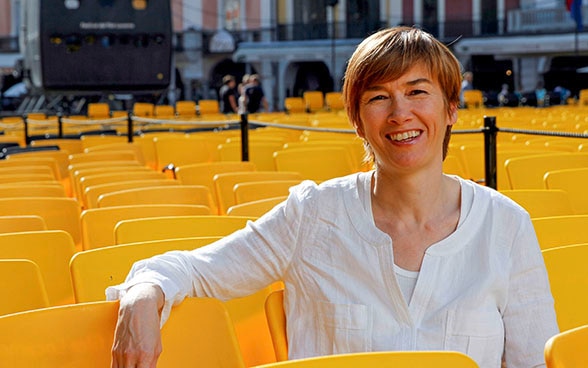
353, 120, 365, 138
448, 103, 458, 126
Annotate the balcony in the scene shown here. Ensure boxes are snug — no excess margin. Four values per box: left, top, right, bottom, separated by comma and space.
508, 6, 583, 34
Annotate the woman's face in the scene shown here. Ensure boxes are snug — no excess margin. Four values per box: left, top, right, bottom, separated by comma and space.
357, 63, 457, 175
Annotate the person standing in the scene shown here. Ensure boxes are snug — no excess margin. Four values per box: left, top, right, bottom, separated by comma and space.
219, 75, 238, 114
243, 74, 269, 113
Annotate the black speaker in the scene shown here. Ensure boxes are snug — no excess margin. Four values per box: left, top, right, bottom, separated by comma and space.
25, 0, 172, 92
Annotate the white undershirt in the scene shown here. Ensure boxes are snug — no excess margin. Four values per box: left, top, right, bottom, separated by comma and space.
394, 178, 474, 304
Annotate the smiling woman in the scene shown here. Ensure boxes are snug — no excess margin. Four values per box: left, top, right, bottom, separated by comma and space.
107, 27, 558, 368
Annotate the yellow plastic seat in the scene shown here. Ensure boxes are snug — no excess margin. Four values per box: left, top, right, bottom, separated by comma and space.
462, 89, 484, 108
87, 102, 110, 118
0, 215, 48, 233
227, 196, 287, 217
325, 91, 344, 111
97, 185, 216, 212
274, 147, 355, 183
174, 161, 257, 213
265, 288, 288, 361
79, 171, 168, 208
443, 154, 468, 178
80, 204, 212, 250
499, 189, 574, 218
0, 197, 82, 250
83, 142, 146, 165
0, 165, 56, 179
175, 100, 197, 117
153, 104, 176, 118
132, 102, 155, 117
544, 167, 588, 215
0, 230, 76, 306
234, 180, 301, 205
71, 164, 152, 201
214, 171, 303, 215
70, 236, 222, 302
114, 215, 255, 244
302, 91, 324, 112
0, 157, 61, 181
80, 135, 128, 150
0, 297, 246, 368
198, 99, 220, 114
153, 135, 219, 171
0, 183, 66, 198
285, 139, 365, 172
0, 259, 49, 315
0, 173, 57, 184
532, 215, 588, 250
545, 324, 588, 368
505, 152, 588, 189
542, 243, 588, 331
30, 138, 84, 154
284, 97, 306, 114
68, 150, 138, 166
255, 351, 479, 367
218, 140, 284, 171
84, 179, 177, 209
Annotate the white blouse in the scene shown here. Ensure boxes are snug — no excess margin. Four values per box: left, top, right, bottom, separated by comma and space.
107, 172, 559, 368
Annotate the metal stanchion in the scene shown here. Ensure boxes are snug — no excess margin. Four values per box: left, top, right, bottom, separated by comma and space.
127, 112, 134, 142
23, 114, 30, 145
483, 116, 498, 190
57, 113, 63, 138
240, 113, 249, 162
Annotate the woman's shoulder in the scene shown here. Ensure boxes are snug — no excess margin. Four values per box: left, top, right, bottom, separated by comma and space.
459, 177, 531, 220
289, 172, 368, 203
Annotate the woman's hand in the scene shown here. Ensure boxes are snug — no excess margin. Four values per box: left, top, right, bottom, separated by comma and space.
111, 283, 165, 368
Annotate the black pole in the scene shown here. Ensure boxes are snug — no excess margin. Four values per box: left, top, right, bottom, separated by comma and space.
57, 113, 63, 138
127, 112, 133, 143
483, 116, 498, 190
240, 113, 249, 161
23, 114, 30, 146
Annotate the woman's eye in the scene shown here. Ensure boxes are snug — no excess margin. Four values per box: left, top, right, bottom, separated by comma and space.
410, 89, 427, 96
368, 95, 386, 102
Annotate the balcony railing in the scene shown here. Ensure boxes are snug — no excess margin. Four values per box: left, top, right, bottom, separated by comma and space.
508, 6, 583, 33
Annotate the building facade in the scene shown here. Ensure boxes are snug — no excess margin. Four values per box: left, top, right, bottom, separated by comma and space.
1, 0, 587, 112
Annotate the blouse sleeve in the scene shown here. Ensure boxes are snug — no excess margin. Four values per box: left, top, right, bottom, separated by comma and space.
106, 181, 314, 325
502, 214, 559, 367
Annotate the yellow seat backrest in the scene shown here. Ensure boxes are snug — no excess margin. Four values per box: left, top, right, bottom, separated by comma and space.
284, 97, 306, 113
544, 167, 588, 215
227, 196, 287, 217
234, 180, 301, 205
545, 324, 588, 368
0, 230, 76, 306
80, 204, 211, 250
175, 100, 197, 117
114, 214, 255, 244
0, 215, 48, 233
500, 189, 574, 218
198, 99, 220, 114
132, 102, 155, 117
0, 297, 246, 368
70, 236, 222, 302
84, 179, 177, 209
533, 215, 588, 250
0, 259, 49, 315
213, 171, 303, 214
255, 351, 479, 367
0, 198, 82, 250
462, 89, 484, 108
87, 102, 110, 119
542, 244, 588, 331
325, 91, 344, 111
303, 91, 324, 112
273, 146, 355, 183
505, 152, 588, 189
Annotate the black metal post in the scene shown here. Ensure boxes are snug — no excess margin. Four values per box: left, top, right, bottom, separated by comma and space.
57, 113, 63, 138
127, 112, 133, 143
23, 114, 30, 146
483, 116, 498, 190
240, 113, 249, 161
